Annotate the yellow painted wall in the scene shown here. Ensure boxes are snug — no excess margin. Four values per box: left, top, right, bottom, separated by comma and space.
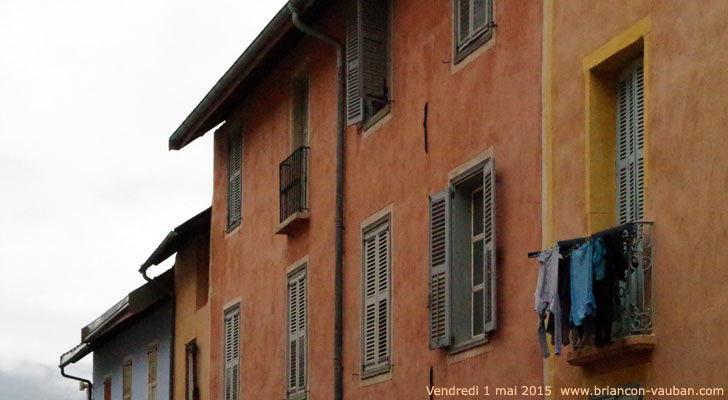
545, 0, 728, 397
173, 229, 211, 400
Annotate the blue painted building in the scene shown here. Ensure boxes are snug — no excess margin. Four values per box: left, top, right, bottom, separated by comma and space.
60, 271, 173, 400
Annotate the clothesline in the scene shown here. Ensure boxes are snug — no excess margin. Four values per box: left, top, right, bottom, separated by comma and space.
527, 222, 635, 259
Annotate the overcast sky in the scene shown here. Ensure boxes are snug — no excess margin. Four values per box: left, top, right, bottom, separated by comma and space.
0, 1, 286, 398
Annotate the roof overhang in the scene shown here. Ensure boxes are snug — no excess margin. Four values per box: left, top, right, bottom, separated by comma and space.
140, 207, 211, 273
168, 0, 333, 150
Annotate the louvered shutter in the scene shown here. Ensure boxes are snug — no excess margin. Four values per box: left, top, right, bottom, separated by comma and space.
287, 269, 306, 397
358, 0, 388, 102
224, 307, 240, 400
429, 189, 451, 349
362, 223, 390, 373
346, 0, 363, 126
122, 361, 132, 400
482, 158, 497, 333
227, 134, 243, 228
147, 346, 158, 400
616, 58, 645, 225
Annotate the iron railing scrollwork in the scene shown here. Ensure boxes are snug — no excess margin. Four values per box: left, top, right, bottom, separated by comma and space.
279, 147, 309, 222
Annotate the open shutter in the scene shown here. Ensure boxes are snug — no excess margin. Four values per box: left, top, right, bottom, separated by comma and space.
346, 0, 363, 126
122, 361, 132, 400
224, 307, 240, 400
616, 58, 644, 225
482, 158, 497, 333
362, 223, 390, 373
633, 60, 645, 221
287, 269, 307, 396
147, 346, 158, 400
227, 134, 243, 228
375, 227, 390, 365
429, 189, 451, 348
358, 0, 389, 102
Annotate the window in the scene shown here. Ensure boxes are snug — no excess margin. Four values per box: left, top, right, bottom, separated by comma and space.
429, 158, 496, 351
186, 340, 199, 400
616, 58, 645, 225
227, 131, 243, 231
361, 217, 391, 377
104, 377, 111, 400
147, 345, 158, 400
454, 0, 494, 62
346, 0, 390, 127
292, 77, 309, 150
223, 305, 240, 400
122, 360, 132, 400
287, 267, 307, 399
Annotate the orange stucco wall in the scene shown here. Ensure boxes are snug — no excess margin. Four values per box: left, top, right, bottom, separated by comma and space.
206, 0, 544, 399
174, 229, 211, 400
546, 0, 728, 397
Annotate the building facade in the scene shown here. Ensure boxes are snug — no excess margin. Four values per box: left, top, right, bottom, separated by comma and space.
168, 0, 544, 399
542, 0, 728, 398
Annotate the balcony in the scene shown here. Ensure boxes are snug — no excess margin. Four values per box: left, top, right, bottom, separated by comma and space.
275, 147, 309, 235
568, 221, 655, 366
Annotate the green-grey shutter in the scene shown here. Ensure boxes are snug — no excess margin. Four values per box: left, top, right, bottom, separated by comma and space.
429, 189, 451, 349
457, 0, 470, 47
482, 158, 497, 333
358, 0, 388, 102
224, 307, 240, 400
472, 0, 489, 33
616, 58, 645, 225
227, 134, 243, 228
362, 222, 390, 373
346, 0, 363, 126
287, 269, 306, 397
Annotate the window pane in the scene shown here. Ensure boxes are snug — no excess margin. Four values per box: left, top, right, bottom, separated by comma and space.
472, 189, 483, 236
473, 289, 484, 336
473, 239, 484, 286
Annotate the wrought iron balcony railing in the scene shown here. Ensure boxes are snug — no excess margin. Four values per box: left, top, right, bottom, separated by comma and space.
279, 146, 309, 222
613, 221, 654, 340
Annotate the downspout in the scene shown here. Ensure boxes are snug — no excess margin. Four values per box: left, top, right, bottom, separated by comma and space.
60, 366, 92, 400
139, 268, 175, 400
288, 4, 346, 400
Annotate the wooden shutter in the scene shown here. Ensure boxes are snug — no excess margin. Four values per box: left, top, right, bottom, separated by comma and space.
287, 269, 306, 396
482, 158, 497, 333
122, 361, 132, 400
346, 0, 363, 126
104, 378, 112, 400
186, 340, 199, 400
616, 58, 645, 225
224, 307, 240, 400
362, 222, 390, 373
429, 189, 451, 349
147, 346, 158, 400
358, 0, 389, 102
227, 133, 243, 228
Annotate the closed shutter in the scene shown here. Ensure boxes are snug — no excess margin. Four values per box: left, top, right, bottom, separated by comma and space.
359, 0, 389, 102
287, 268, 307, 397
482, 158, 497, 333
224, 307, 240, 400
616, 58, 645, 225
362, 222, 390, 373
122, 361, 132, 400
104, 378, 112, 400
346, 0, 363, 126
185, 340, 198, 400
147, 346, 158, 400
429, 189, 451, 349
227, 133, 243, 228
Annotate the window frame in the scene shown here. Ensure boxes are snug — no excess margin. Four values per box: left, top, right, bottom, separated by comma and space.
147, 344, 158, 400
185, 339, 199, 400
286, 264, 308, 399
222, 303, 241, 400
122, 359, 132, 400
453, 0, 494, 64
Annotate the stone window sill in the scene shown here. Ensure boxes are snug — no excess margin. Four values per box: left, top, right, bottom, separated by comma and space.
274, 211, 310, 235
567, 334, 656, 367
